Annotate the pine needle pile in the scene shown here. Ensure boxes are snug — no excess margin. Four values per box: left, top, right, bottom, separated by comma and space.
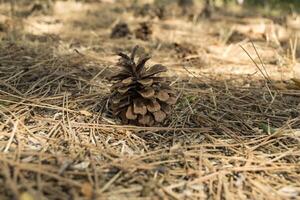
1, 1, 300, 199
109, 46, 176, 126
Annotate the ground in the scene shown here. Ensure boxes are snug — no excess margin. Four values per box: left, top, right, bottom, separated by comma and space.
0, 0, 300, 199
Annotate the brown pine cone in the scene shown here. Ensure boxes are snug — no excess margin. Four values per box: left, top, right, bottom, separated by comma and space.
109, 46, 177, 126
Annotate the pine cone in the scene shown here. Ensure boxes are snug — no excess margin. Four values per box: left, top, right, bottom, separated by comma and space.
111, 22, 131, 38
135, 22, 152, 41
109, 46, 177, 126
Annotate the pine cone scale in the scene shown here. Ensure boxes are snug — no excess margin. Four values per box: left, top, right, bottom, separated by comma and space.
139, 87, 155, 98
136, 56, 151, 72
133, 100, 147, 115
126, 105, 137, 120
137, 78, 153, 86
153, 110, 166, 122
156, 90, 170, 101
117, 86, 132, 94
147, 99, 161, 113
166, 96, 177, 105
141, 64, 167, 78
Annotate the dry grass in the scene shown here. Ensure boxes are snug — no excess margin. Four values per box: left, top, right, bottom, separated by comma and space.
0, 1, 300, 199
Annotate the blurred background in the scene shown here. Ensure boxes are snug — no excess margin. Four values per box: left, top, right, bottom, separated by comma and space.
0, 0, 299, 81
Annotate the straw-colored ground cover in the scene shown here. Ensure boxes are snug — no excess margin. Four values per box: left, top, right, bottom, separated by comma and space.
0, 1, 300, 199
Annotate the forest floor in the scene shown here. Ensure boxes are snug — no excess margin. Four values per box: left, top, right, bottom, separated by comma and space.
0, 1, 300, 199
